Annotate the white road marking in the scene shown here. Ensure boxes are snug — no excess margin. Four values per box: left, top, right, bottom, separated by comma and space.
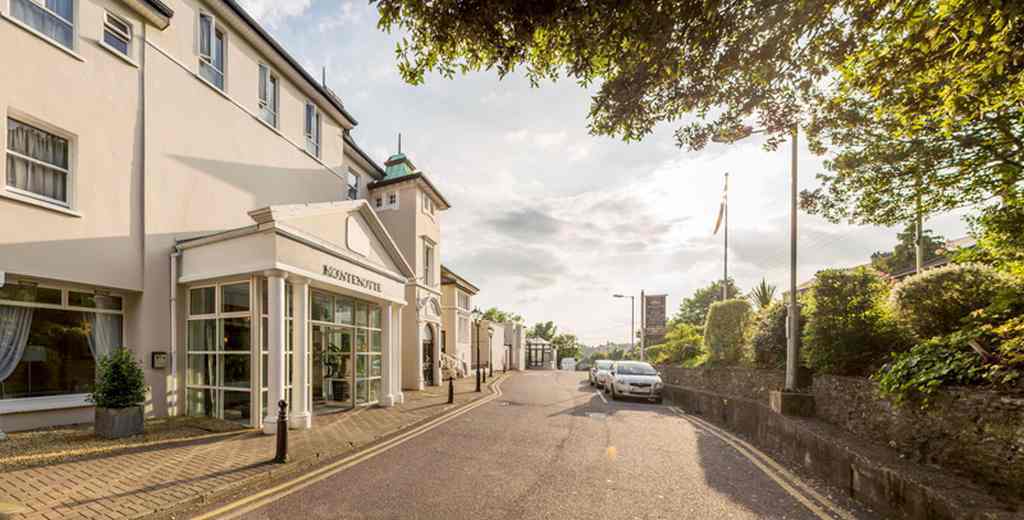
195, 376, 508, 520
669, 407, 855, 520
595, 391, 608, 404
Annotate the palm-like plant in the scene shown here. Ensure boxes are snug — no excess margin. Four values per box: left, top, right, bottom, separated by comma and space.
749, 278, 776, 310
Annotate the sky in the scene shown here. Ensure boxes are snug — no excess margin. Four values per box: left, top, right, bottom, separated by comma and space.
237, 0, 970, 346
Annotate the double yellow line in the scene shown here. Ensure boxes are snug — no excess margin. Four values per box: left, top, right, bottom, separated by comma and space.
669, 406, 855, 520
194, 379, 506, 519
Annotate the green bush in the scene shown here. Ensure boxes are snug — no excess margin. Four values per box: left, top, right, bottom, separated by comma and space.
750, 300, 803, 369
890, 263, 1014, 339
648, 322, 704, 365
703, 298, 753, 365
90, 348, 148, 409
802, 267, 911, 376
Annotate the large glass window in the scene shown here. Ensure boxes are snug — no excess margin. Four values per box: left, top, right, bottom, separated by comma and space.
11, 0, 74, 49
346, 170, 359, 200
304, 102, 321, 158
186, 281, 252, 425
6, 118, 71, 205
0, 282, 125, 400
309, 292, 381, 407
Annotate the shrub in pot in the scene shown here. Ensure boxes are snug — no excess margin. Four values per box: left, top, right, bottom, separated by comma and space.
90, 348, 148, 439
703, 298, 753, 365
802, 267, 912, 376
889, 263, 1016, 339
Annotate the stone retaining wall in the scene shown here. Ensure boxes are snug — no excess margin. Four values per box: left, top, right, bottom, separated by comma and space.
660, 366, 1024, 503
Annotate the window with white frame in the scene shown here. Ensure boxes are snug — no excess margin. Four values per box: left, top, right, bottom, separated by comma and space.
186, 282, 253, 425
346, 170, 359, 200
11, 0, 75, 50
304, 102, 321, 158
458, 316, 470, 341
198, 12, 226, 90
102, 11, 131, 56
422, 192, 436, 215
5, 117, 71, 206
422, 240, 434, 286
387, 191, 398, 207
457, 291, 470, 311
0, 281, 124, 401
374, 195, 383, 209
258, 63, 279, 127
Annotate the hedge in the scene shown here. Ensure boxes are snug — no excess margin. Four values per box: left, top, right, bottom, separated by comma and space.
704, 298, 752, 365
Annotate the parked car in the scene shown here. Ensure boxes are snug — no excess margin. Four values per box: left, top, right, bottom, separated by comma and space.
560, 357, 577, 371
605, 361, 664, 403
590, 360, 614, 388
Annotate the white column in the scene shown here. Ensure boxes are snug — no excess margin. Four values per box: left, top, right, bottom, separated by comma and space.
290, 279, 311, 429
263, 272, 287, 435
381, 303, 396, 407
394, 306, 404, 404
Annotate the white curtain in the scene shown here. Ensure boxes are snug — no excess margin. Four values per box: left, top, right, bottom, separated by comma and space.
86, 313, 122, 361
11, 0, 74, 48
0, 305, 34, 382
6, 119, 68, 202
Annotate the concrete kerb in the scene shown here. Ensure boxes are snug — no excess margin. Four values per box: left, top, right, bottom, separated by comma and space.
152, 373, 513, 520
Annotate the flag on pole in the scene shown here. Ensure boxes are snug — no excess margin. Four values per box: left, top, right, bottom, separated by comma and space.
713, 173, 728, 235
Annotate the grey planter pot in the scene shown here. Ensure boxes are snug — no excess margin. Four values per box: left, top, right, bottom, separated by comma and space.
95, 406, 144, 439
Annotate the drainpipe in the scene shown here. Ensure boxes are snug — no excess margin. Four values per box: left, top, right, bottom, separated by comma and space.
169, 248, 181, 416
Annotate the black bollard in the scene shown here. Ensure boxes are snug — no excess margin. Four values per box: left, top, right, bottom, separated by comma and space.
448, 375, 455, 404
274, 399, 288, 464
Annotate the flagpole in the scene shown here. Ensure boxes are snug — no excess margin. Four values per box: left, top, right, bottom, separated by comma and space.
723, 172, 729, 301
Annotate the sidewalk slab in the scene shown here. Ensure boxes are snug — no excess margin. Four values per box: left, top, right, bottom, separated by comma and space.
0, 375, 505, 520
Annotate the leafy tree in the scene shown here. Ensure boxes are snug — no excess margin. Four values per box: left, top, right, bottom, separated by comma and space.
956, 199, 1024, 278
526, 321, 557, 341
552, 333, 581, 360
481, 307, 522, 323
672, 279, 742, 327
90, 348, 148, 409
750, 300, 804, 369
869, 224, 946, 276
748, 278, 776, 310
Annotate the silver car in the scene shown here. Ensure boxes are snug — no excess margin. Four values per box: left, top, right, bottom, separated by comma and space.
606, 361, 664, 403
590, 360, 613, 388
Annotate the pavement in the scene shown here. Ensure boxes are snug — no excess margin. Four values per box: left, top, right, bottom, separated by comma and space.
0, 375, 499, 520
212, 370, 877, 520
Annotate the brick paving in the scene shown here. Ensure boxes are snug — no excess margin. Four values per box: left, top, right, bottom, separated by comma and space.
0, 375, 505, 520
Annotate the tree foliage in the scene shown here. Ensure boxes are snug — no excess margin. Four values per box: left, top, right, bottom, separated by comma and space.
749, 300, 803, 369
481, 307, 522, 323
748, 278, 777, 310
956, 198, 1024, 279
870, 224, 946, 276
646, 322, 704, 366
673, 279, 742, 327
527, 321, 557, 341
552, 333, 581, 360
802, 267, 911, 376
890, 263, 1014, 339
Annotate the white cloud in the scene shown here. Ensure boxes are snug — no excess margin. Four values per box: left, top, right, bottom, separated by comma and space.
234, 0, 312, 28
317, 2, 363, 33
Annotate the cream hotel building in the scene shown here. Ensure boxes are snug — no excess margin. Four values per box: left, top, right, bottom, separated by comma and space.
0, 0, 522, 434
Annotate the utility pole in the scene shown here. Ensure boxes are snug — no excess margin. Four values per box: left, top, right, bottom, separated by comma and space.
723, 172, 729, 301
785, 126, 800, 391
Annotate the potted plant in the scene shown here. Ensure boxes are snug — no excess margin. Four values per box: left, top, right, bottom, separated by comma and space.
90, 348, 148, 439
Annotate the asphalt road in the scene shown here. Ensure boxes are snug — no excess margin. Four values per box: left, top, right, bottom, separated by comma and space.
238, 371, 874, 520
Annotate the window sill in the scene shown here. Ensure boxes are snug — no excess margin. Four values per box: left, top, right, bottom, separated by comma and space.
98, 40, 139, 68
1, 11, 85, 63
0, 394, 92, 414
0, 188, 82, 217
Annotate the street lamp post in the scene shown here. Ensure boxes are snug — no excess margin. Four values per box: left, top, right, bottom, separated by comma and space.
612, 294, 635, 357
713, 124, 801, 391
472, 309, 482, 392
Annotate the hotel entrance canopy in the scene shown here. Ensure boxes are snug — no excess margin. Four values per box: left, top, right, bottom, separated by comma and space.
175, 201, 415, 432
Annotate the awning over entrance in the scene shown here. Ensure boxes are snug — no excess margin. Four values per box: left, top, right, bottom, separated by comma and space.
175, 201, 416, 433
